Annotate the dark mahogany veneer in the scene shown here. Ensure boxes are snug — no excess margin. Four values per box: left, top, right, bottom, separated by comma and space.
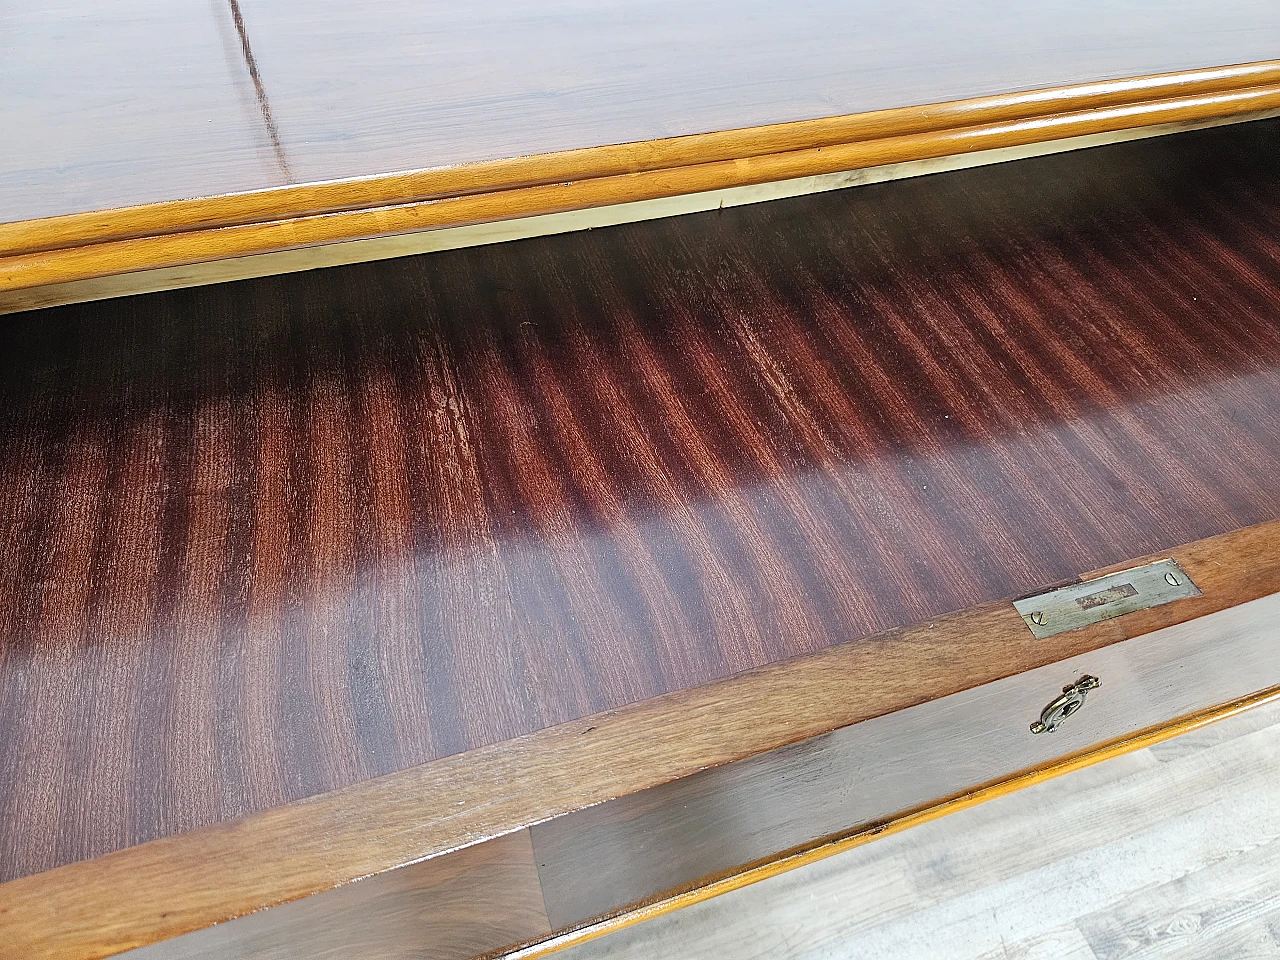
2, 120, 1280, 886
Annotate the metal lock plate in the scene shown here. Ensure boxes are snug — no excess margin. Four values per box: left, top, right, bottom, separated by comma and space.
1013, 559, 1200, 639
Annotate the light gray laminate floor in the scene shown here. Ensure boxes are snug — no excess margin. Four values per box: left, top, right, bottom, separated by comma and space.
555, 698, 1280, 960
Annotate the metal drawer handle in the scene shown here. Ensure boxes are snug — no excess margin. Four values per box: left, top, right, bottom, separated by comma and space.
1030, 675, 1100, 734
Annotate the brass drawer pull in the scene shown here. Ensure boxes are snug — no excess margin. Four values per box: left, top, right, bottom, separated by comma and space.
1030, 675, 1100, 734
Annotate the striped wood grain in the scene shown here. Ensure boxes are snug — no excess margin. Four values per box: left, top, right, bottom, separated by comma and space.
4, 121, 1280, 883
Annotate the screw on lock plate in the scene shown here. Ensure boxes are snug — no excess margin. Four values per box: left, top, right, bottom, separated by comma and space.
1030, 675, 1101, 734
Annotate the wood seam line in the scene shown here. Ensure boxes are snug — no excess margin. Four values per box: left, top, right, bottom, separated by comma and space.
508, 684, 1280, 960
0, 60, 1277, 285
0, 520, 1276, 958
225, 0, 293, 182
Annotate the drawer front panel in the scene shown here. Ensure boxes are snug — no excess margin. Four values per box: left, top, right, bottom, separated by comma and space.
532, 592, 1280, 929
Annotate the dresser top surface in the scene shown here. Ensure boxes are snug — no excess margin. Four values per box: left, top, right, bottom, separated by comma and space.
3, 0, 1279, 224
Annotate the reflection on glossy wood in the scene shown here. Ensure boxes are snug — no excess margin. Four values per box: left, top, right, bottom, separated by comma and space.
3, 122, 1280, 884
123, 830, 550, 960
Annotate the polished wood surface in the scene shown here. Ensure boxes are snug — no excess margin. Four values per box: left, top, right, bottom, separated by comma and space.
5, 524, 1279, 960
3, 122, 1280, 885
2, 0, 1280, 289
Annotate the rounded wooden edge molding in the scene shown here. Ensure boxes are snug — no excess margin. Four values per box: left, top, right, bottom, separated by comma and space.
1, 60, 1278, 292
509, 683, 1280, 960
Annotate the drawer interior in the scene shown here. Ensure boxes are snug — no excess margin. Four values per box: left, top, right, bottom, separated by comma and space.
1, 118, 1279, 882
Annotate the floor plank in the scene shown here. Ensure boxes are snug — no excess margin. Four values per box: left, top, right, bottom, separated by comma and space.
554, 699, 1280, 959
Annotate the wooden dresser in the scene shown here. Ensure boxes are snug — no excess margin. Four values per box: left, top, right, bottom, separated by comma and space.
2, 3, 1279, 958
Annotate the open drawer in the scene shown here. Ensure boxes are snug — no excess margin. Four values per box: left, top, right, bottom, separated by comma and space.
1, 120, 1279, 959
